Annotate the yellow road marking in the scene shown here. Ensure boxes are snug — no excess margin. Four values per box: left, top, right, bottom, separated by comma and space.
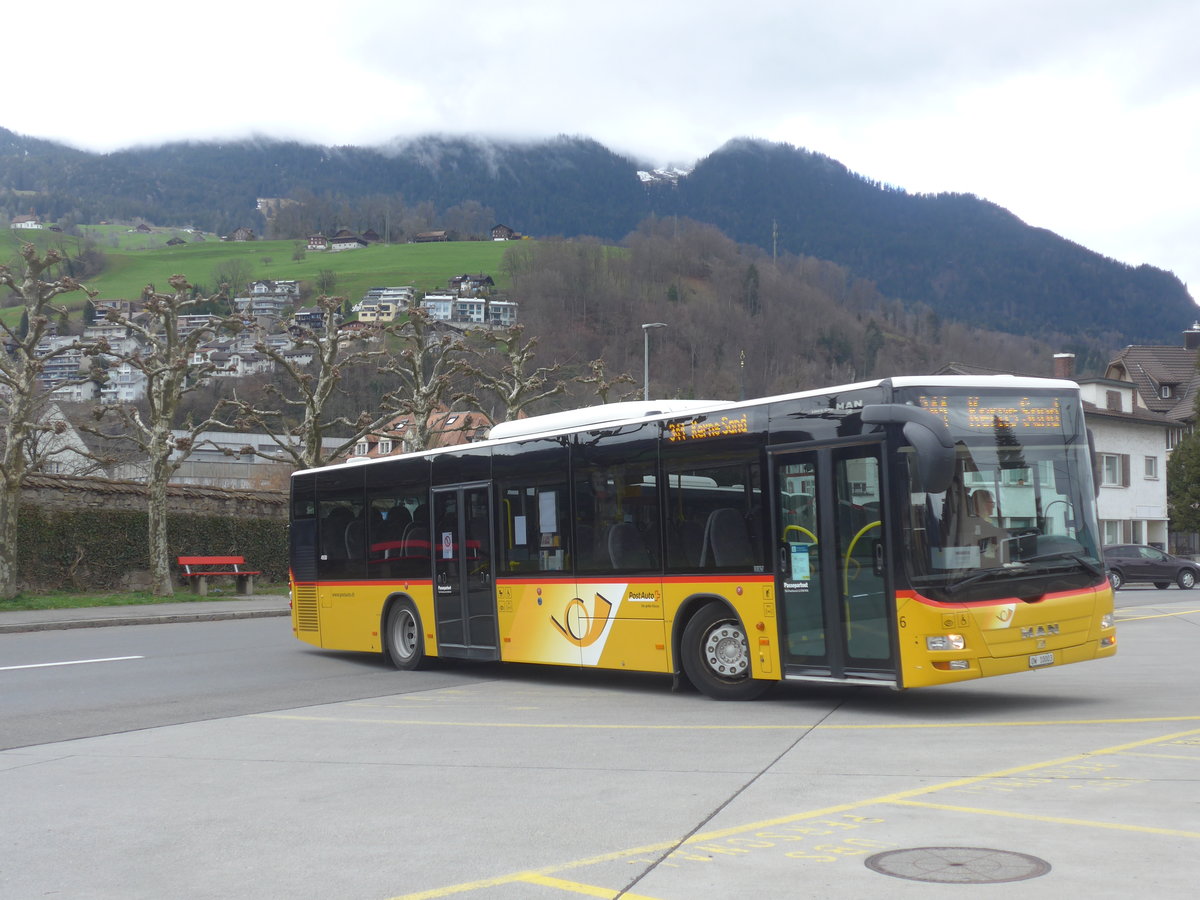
1116, 608, 1200, 621
1118, 751, 1200, 761
384, 727, 1200, 899
518, 874, 663, 899
889, 799, 1200, 837
260, 712, 1200, 731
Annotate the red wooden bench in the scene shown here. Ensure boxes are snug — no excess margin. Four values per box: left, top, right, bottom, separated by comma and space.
177, 556, 261, 596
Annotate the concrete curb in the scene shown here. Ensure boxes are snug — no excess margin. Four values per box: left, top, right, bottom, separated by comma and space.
0, 607, 290, 635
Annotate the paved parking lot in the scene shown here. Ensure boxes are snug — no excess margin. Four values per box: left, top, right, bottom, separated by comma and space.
2, 590, 1198, 899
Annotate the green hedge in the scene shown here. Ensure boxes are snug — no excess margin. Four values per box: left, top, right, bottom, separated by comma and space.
17, 505, 288, 590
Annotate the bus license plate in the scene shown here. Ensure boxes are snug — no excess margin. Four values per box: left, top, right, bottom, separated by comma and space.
1029, 652, 1055, 668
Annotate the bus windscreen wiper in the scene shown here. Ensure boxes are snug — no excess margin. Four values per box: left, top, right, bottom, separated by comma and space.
1017, 551, 1104, 579
943, 564, 1033, 595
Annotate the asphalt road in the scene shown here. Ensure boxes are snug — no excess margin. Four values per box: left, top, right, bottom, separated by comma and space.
1, 587, 1198, 899
0, 616, 489, 750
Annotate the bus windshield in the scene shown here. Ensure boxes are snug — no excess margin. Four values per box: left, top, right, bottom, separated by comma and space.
893, 387, 1104, 602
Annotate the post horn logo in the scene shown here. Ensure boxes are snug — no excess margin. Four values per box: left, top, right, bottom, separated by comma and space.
551, 593, 614, 647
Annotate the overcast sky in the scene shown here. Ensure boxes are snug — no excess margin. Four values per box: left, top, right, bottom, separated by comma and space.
9, 0, 1199, 305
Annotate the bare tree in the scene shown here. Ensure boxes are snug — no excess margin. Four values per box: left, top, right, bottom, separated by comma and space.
211, 258, 254, 299
378, 308, 477, 451
92, 275, 239, 596
222, 294, 395, 469
460, 323, 571, 423
577, 357, 638, 404
0, 244, 99, 599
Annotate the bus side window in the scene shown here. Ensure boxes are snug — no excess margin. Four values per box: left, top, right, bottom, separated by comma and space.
574, 462, 659, 574
665, 458, 764, 572
493, 437, 571, 574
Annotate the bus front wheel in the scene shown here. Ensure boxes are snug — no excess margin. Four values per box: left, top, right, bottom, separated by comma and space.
681, 603, 770, 701
385, 601, 428, 670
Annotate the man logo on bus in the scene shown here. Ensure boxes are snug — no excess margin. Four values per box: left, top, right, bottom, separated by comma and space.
551, 593, 614, 647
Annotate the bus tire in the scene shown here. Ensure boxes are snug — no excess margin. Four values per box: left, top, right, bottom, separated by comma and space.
681, 602, 770, 701
385, 601, 427, 670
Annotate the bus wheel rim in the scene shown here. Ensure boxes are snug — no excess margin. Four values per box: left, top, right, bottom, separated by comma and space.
703, 622, 749, 680
394, 609, 417, 657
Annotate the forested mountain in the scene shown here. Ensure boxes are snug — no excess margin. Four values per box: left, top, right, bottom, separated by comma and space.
1, 127, 1193, 352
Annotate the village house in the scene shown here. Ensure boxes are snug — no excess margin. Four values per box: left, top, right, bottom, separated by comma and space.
349, 409, 490, 458
490, 224, 522, 241
330, 233, 368, 252
10, 214, 42, 229
449, 273, 496, 296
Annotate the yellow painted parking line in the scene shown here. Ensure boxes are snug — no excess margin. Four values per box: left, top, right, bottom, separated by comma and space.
385, 727, 1200, 899
1119, 751, 1200, 761
1116, 608, 1200, 621
260, 712, 1200, 731
518, 873, 663, 899
888, 799, 1200, 838
385, 847, 680, 900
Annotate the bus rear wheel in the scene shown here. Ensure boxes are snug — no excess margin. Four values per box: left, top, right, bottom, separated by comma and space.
681, 603, 770, 700
385, 601, 428, 670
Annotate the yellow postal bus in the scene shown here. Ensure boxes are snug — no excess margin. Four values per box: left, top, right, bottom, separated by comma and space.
289, 375, 1115, 699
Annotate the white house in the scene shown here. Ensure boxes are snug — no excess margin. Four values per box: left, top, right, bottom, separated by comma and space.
1077, 375, 1175, 548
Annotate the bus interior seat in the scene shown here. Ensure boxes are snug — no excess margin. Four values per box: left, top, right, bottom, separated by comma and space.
700, 507, 754, 568
608, 523, 653, 570
321, 507, 355, 559
345, 516, 366, 559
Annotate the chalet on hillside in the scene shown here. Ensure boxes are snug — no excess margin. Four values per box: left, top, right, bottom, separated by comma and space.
135, 223, 152, 233
307, 234, 329, 251
449, 273, 495, 296
330, 234, 368, 252
362, 229, 381, 243
414, 231, 449, 243
491, 224, 522, 240
226, 227, 256, 242
10, 214, 41, 230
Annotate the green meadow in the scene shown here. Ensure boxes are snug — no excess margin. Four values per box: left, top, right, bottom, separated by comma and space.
2, 227, 519, 324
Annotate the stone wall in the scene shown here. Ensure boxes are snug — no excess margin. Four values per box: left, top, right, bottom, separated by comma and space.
23, 474, 288, 520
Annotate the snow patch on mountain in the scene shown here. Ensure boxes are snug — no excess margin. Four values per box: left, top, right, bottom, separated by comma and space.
637, 166, 691, 186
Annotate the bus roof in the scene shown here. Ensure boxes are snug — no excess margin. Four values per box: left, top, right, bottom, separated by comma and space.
292, 374, 1081, 478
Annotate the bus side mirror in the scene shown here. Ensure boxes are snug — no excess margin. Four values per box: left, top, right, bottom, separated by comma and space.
861, 404, 956, 494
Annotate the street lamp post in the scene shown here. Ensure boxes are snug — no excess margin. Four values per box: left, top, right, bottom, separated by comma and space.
642, 322, 668, 400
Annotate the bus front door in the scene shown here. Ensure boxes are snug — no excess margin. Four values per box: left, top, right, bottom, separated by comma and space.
431, 484, 499, 660
772, 443, 897, 682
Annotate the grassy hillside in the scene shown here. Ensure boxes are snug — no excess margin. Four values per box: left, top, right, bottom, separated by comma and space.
1, 229, 518, 324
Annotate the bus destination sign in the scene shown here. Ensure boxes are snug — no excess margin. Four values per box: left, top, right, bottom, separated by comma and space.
918, 395, 1063, 430
666, 413, 750, 443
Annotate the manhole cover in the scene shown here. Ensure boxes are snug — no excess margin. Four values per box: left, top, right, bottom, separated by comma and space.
865, 847, 1051, 884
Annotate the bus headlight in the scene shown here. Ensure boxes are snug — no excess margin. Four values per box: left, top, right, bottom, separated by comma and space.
926, 634, 965, 651
1101, 613, 1114, 629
